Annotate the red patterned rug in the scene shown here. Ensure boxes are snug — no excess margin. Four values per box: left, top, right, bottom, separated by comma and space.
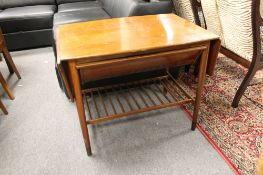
179, 55, 263, 175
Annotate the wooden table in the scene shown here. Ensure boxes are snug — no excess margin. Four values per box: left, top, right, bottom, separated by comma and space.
56, 14, 220, 155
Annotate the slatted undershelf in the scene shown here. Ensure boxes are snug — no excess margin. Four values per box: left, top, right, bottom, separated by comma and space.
83, 72, 194, 125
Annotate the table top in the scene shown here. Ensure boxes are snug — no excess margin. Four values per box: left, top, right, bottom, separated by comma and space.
57, 14, 219, 63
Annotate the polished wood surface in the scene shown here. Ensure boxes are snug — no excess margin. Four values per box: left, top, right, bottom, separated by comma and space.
57, 14, 219, 64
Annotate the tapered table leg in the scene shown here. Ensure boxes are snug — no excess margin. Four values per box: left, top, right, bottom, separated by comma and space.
2, 46, 21, 79
0, 71, 14, 100
68, 61, 92, 156
0, 28, 21, 79
0, 99, 8, 115
191, 45, 210, 131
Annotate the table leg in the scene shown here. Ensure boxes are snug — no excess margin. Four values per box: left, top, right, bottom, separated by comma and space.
68, 61, 92, 156
2, 46, 21, 79
0, 71, 14, 100
0, 99, 8, 115
191, 45, 210, 131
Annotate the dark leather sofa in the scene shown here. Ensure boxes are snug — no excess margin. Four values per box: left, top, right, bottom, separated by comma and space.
0, 0, 173, 50
0, 0, 57, 50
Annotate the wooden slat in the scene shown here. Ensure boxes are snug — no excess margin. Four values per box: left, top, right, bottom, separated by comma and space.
135, 87, 150, 108
104, 88, 117, 115
85, 96, 93, 120
112, 87, 125, 113
164, 78, 184, 100
127, 85, 141, 109
87, 99, 193, 125
148, 83, 165, 105
84, 72, 195, 125
167, 72, 194, 102
139, 85, 157, 106
98, 88, 109, 116
153, 80, 172, 103
119, 86, 134, 111
91, 91, 100, 118
159, 79, 179, 101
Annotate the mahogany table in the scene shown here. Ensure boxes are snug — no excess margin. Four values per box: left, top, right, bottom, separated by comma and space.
56, 14, 220, 155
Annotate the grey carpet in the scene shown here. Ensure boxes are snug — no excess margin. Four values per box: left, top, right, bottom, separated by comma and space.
0, 47, 234, 175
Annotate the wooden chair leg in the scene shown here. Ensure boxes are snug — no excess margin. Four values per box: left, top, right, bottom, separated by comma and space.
0, 99, 8, 115
2, 46, 21, 79
232, 65, 258, 108
0, 71, 14, 100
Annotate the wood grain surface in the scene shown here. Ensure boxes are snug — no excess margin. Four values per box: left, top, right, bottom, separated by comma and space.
57, 14, 219, 63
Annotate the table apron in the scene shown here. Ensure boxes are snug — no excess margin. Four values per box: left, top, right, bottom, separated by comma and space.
77, 45, 208, 82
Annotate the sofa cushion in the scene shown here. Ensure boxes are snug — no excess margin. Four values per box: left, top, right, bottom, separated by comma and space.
0, 5, 56, 33
0, 0, 55, 9
127, 0, 173, 16
101, 0, 137, 17
58, 1, 101, 13
53, 8, 110, 40
4, 29, 52, 50
55, 0, 95, 5
101, 0, 172, 18
53, 8, 110, 27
